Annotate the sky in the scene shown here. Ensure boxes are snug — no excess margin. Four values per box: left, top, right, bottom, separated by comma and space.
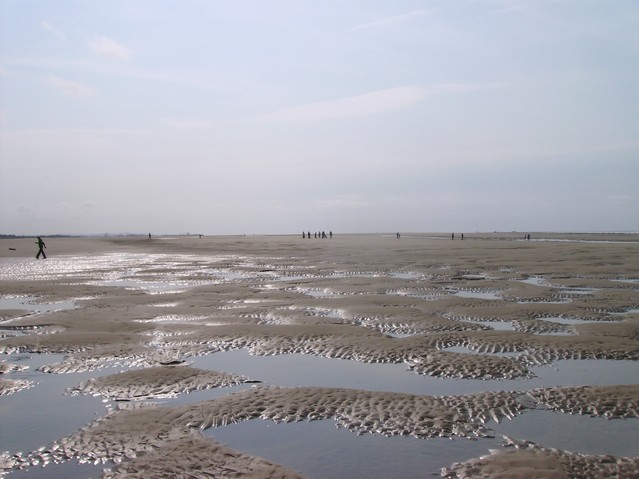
1, 0, 638, 235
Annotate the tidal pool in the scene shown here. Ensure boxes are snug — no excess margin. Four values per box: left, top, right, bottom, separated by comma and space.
2, 344, 638, 478
453, 290, 502, 300
188, 349, 639, 397
489, 409, 639, 457
0, 296, 78, 316
536, 316, 609, 325
206, 406, 639, 479
459, 319, 514, 330
0, 353, 124, 454
207, 418, 503, 479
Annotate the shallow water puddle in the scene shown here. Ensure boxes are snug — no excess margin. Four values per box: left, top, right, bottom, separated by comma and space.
189, 350, 639, 396
389, 272, 422, 280
385, 331, 418, 338
207, 407, 639, 479
535, 316, 619, 326
460, 319, 515, 330
490, 409, 639, 456
0, 253, 244, 291
135, 314, 209, 324
0, 296, 77, 316
454, 290, 502, 300
207, 418, 503, 479
0, 254, 183, 282
297, 288, 338, 298
612, 308, 639, 316
534, 331, 575, 336
96, 278, 193, 294
386, 289, 446, 301
0, 354, 124, 454
518, 276, 548, 286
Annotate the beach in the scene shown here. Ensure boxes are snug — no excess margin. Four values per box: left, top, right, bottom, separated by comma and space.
1, 233, 638, 478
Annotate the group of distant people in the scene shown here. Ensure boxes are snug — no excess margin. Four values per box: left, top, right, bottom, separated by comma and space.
451, 233, 464, 240
303, 231, 332, 239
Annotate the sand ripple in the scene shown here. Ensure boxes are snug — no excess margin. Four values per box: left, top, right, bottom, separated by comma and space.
72, 365, 257, 400
442, 436, 639, 479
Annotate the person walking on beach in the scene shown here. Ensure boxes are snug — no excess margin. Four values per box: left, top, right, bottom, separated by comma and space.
35, 236, 47, 259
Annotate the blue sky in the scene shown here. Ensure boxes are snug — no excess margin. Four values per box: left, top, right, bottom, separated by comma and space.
1, 0, 638, 235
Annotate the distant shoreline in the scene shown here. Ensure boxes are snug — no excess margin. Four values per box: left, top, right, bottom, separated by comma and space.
2, 231, 638, 239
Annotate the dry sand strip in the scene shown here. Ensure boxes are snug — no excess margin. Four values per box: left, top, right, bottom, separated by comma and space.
3, 384, 638, 478
528, 384, 639, 419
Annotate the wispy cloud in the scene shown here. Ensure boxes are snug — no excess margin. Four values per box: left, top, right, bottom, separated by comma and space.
486, 0, 563, 24
254, 86, 427, 123
90, 36, 132, 61
254, 83, 502, 123
347, 9, 439, 32
46, 75, 94, 98
163, 118, 219, 130
40, 20, 65, 40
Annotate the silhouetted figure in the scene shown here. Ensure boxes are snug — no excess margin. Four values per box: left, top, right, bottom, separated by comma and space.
148, 233, 152, 240
35, 236, 46, 259
307, 231, 311, 239
461, 233, 464, 240
302, 232, 306, 239
451, 233, 455, 240
527, 234, 531, 241
322, 231, 327, 239
329, 231, 333, 239
396, 232, 400, 239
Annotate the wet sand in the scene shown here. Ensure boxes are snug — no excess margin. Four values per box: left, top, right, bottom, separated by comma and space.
1, 233, 638, 477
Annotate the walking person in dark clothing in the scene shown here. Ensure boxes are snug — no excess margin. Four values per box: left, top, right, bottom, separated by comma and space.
35, 236, 47, 259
